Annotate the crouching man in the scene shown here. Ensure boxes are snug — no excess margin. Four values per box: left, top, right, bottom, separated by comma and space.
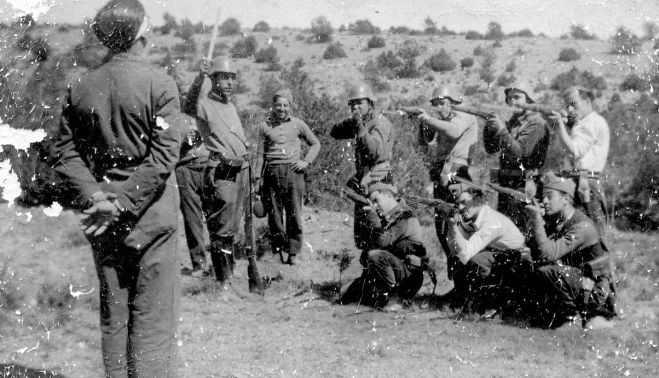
446, 184, 526, 314
525, 172, 616, 329
339, 183, 427, 311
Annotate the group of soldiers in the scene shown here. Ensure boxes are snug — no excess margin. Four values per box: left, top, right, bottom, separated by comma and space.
49, 0, 617, 376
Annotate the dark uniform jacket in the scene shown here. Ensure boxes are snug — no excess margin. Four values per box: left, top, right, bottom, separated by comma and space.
330, 112, 394, 181
53, 53, 182, 248
365, 200, 427, 260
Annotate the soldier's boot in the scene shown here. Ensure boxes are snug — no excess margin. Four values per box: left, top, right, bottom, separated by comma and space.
210, 241, 235, 283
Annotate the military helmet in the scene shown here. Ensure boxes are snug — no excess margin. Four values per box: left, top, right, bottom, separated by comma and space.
210, 55, 237, 75
430, 86, 463, 104
347, 83, 375, 104
504, 83, 535, 104
93, 0, 147, 52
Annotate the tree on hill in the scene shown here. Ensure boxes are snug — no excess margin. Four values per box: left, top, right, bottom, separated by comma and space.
348, 19, 380, 34
484, 22, 504, 40
643, 21, 658, 41
479, 47, 497, 86
310, 16, 333, 43
221, 18, 242, 36
175, 18, 195, 42
253, 21, 270, 32
610, 27, 642, 55
160, 12, 177, 35
424, 17, 438, 35
550, 67, 607, 93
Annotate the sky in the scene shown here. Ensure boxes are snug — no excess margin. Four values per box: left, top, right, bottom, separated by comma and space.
0, 0, 657, 38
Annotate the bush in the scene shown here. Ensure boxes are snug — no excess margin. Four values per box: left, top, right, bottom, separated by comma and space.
221, 18, 242, 36
550, 67, 607, 93
172, 42, 196, 56
460, 57, 474, 70
505, 59, 516, 73
367, 35, 386, 49
492, 40, 502, 48
396, 57, 423, 79
397, 40, 425, 60
465, 30, 484, 40
230, 36, 258, 58
361, 60, 391, 92
424, 49, 456, 72
557, 48, 581, 62
175, 18, 196, 42
479, 48, 497, 85
571, 25, 597, 40
253, 21, 270, 32
389, 26, 410, 34
310, 16, 333, 43
620, 73, 650, 91
473, 45, 484, 56
322, 43, 347, 59
610, 27, 642, 55
255, 46, 280, 71
464, 84, 480, 96
376, 51, 403, 71
496, 73, 516, 87
348, 19, 380, 34
508, 28, 534, 38
160, 12, 177, 34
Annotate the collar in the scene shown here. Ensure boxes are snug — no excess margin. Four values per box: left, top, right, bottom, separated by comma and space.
208, 90, 229, 104
110, 52, 146, 63
268, 116, 291, 126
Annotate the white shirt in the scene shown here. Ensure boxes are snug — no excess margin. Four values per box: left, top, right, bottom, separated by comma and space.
571, 111, 610, 172
450, 205, 525, 264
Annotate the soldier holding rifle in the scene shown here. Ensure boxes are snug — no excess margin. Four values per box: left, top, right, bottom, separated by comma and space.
330, 83, 394, 252
185, 55, 251, 288
549, 86, 610, 237
483, 83, 551, 234
406, 86, 478, 291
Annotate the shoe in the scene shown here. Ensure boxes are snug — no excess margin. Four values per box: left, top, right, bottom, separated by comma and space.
180, 267, 193, 276
287, 255, 297, 265
584, 315, 614, 330
191, 268, 210, 278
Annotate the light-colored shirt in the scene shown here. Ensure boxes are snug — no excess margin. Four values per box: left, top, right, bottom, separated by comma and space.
254, 116, 320, 175
419, 111, 478, 165
195, 92, 248, 160
449, 204, 525, 264
571, 111, 610, 172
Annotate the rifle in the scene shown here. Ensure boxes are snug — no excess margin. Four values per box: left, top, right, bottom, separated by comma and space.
326, 187, 369, 206
407, 195, 455, 213
449, 175, 495, 194
486, 182, 535, 204
514, 104, 561, 117
245, 163, 264, 294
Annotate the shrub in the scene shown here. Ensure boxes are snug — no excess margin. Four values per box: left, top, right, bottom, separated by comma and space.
230, 36, 258, 58
465, 30, 484, 40
322, 42, 347, 59
571, 25, 597, 40
397, 40, 425, 60
424, 48, 456, 72
160, 12, 177, 34
505, 59, 516, 72
367, 35, 386, 49
389, 26, 410, 34
396, 57, 423, 78
255, 45, 278, 64
610, 27, 642, 55
424, 17, 438, 35
492, 40, 502, 48
175, 18, 196, 42
460, 57, 474, 70
550, 67, 607, 93
620, 73, 649, 91
479, 48, 497, 85
508, 28, 534, 38
654, 40, 659, 50
361, 60, 391, 92
221, 17, 242, 36
558, 47, 581, 62
253, 21, 270, 32
172, 42, 196, 56
310, 16, 333, 43
464, 84, 480, 96
376, 51, 403, 71
473, 45, 484, 56
348, 19, 380, 34
496, 73, 516, 87
439, 26, 457, 36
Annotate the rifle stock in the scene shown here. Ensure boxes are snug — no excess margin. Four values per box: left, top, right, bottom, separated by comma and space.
326, 187, 369, 206
450, 104, 495, 119
486, 182, 533, 203
246, 164, 264, 294
515, 104, 560, 116
407, 195, 455, 213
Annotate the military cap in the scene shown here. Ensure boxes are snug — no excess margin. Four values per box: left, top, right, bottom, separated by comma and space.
366, 182, 398, 196
542, 171, 576, 196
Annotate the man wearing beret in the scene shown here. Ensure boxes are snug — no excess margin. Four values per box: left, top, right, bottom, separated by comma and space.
186, 55, 248, 285
446, 184, 526, 313
254, 88, 320, 265
53, 0, 182, 375
525, 172, 616, 328
340, 183, 427, 311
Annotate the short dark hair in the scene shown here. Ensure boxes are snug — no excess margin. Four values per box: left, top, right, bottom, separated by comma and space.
465, 187, 485, 206
567, 86, 595, 102
94, 0, 145, 53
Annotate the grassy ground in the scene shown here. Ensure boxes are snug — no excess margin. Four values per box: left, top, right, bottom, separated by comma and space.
0, 204, 657, 377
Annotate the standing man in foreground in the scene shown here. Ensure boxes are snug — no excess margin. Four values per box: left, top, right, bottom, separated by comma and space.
330, 83, 394, 251
185, 55, 250, 285
526, 172, 616, 329
412, 86, 478, 286
550, 86, 610, 237
484, 84, 550, 234
53, 0, 182, 376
